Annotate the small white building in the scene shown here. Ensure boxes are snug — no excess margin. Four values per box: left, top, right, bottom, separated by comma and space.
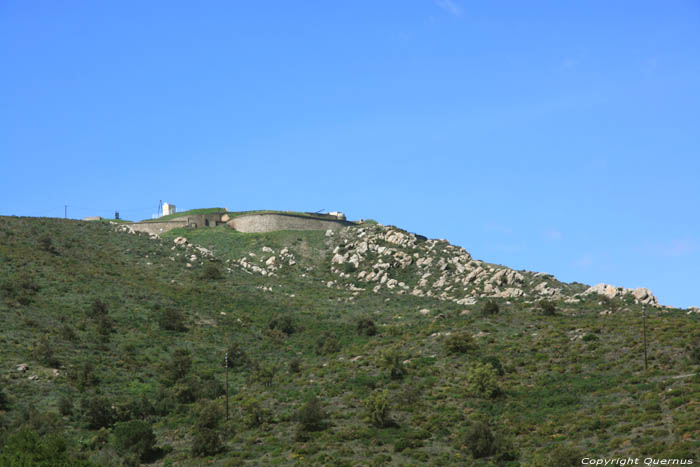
163, 202, 176, 216
329, 211, 346, 220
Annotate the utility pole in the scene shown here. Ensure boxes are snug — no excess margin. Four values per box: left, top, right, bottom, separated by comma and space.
642, 304, 648, 371
64, 205, 67, 219
225, 352, 229, 421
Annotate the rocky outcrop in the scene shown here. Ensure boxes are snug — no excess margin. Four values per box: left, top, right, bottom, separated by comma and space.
583, 283, 659, 305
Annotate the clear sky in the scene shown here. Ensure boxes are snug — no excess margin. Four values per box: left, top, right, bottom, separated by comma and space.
2, 1, 699, 308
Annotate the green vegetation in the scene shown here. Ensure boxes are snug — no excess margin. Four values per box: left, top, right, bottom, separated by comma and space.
0, 215, 698, 465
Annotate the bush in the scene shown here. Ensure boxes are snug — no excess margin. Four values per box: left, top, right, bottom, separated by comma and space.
539, 300, 557, 316
226, 342, 250, 369
58, 395, 73, 416
90, 298, 108, 316
34, 336, 61, 368
268, 315, 295, 335
444, 332, 477, 354
191, 401, 223, 457
462, 422, 496, 458
381, 349, 406, 380
80, 395, 114, 429
242, 398, 272, 428
482, 300, 499, 316
114, 420, 156, 462
157, 307, 188, 332
69, 360, 99, 389
289, 358, 302, 374
163, 348, 192, 383
315, 332, 341, 355
0, 430, 92, 466
542, 444, 581, 466
0, 386, 8, 410
356, 317, 377, 336
466, 363, 502, 399
252, 364, 277, 387
39, 235, 55, 253
296, 396, 327, 432
364, 389, 393, 428
201, 264, 222, 280
481, 356, 505, 376
687, 340, 700, 364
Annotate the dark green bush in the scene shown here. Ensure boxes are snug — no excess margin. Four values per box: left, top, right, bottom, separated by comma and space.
289, 358, 302, 374
34, 336, 61, 368
114, 420, 156, 462
69, 360, 99, 389
356, 317, 377, 336
539, 300, 557, 316
80, 395, 114, 429
226, 342, 250, 369
381, 349, 406, 380
242, 398, 272, 428
157, 307, 188, 332
315, 331, 340, 355
543, 444, 581, 466
296, 396, 327, 432
58, 395, 73, 416
191, 401, 223, 457
462, 422, 496, 458
90, 298, 108, 316
687, 340, 700, 364
582, 333, 598, 342
0, 386, 8, 410
444, 332, 477, 354
269, 315, 295, 335
0, 429, 92, 466
482, 300, 499, 316
201, 263, 223, 280
163, 348, 192, 383
39, 235, 55, 253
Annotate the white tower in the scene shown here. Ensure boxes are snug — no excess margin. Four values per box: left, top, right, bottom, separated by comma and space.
163, 202, 176, 216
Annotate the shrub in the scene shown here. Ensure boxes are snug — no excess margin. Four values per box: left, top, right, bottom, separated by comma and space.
466, 362, 502, 399
687, 340, 700, 364
90, 298, 108, 316
163, 348, 192, 383
542, 444, 581, 466
58, 395, 73, 416
252, 364, 277, 387
201, 264, 222, 280
364, 389, 393, 428
356, 317, 377, 336
39, 235, 55, 253
34, 336, 61, 368
381, 349, 406, 380
482, 300, 499, 316
69, 360, 99, 389
0, 430, 92, 466
269, 315, 295, 335
242, 398, 273, 428
80, 395, 114, 429
226, 343, 250, 369
582, 333, 598, 342
191, 401, 223, 457
315, 332, 341, 355
539, 300, 557, 316
157, 307, 188, 332
481, 356, 505, 376
296, 396, 327, 432
289, 358, 302, 374
114, 420, 156, 462
444, 332, 477, 354
0, 386, 8, 410
462, 421, 496, 458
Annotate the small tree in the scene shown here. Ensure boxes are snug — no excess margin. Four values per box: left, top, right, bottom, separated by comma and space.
114, 420, 156, 462
539, 300, 557, 316
381, 349, 406, 380
163, 348, 192, 383
268, 315, 295, 335
466, 362, 502, 399
462, 422, 496, 458
296, 396, 327, 432
34, 336, 61, 368
201, 264, 222, 281
315, 332, 340, 355
356, 317, 377, 336
191, 401, 223, 457
364, 389, 393, 428
482, 300, 499, 316
80, 395, 114, 429
242, 398, 272, 428
444, 332, 476, 354
157, 308, 187, 332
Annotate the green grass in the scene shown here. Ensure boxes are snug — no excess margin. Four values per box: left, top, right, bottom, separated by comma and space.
0, 215, 698, 465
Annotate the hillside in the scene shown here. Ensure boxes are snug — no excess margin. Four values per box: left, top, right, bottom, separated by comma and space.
0, 215, 698, 465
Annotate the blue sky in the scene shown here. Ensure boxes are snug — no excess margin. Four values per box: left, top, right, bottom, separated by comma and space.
1, 1, 699, 308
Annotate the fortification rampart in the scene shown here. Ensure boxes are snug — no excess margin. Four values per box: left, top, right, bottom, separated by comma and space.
128, 220, 188, 235
227, 213, 354, 233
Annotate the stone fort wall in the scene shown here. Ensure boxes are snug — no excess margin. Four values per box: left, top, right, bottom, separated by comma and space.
227, 213, 354, 233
